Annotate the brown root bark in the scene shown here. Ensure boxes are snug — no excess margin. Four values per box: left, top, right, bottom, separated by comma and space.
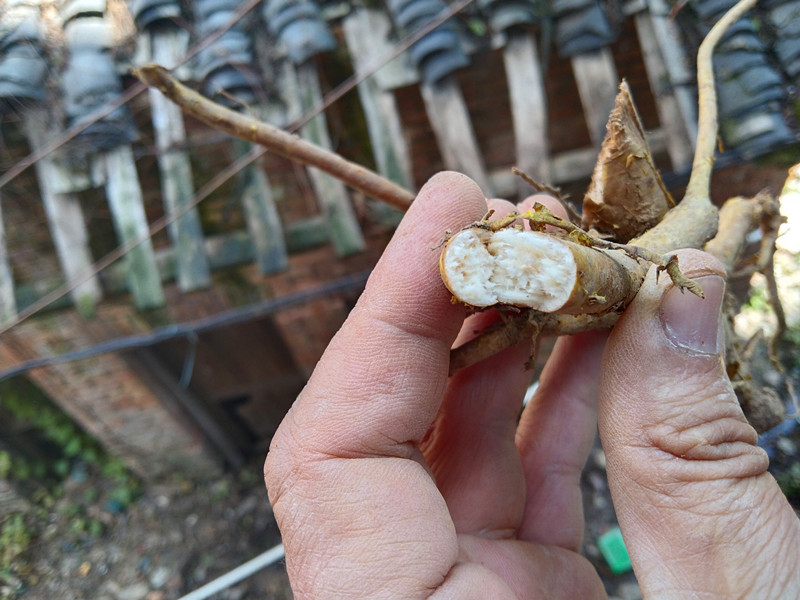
440, 226, 645, 314
704, 195, 764, 272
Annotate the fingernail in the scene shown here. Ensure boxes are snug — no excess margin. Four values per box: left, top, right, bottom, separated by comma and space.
660, 275, 725, 354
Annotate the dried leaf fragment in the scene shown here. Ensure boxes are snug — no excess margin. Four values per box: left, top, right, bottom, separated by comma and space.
583, 81, 674, 242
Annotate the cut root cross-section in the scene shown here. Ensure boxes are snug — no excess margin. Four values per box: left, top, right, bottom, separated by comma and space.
439, 227, 645, 315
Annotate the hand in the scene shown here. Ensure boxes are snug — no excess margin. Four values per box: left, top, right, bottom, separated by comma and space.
264, 172, 800, 599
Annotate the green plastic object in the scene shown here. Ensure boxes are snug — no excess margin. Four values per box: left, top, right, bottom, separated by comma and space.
598, 526, 632, 575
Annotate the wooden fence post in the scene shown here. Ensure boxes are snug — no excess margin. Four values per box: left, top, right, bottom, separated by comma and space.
23, 115, 102, 314
0, 194, 15, 326
420, 76, 493, 195
102, 145, 165, 309
278, 60, 366, 256
148, 27, 212, 291
634, 0, 696, 170
571, 48, 620, 147
502, 31, 552, 196
232, 137, 289, 275
342, 7, 414, 194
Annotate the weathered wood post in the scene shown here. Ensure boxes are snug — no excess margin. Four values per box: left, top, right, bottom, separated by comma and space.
481, 0, 552, 195
24, 116, 103, 314
0, 197, 14, 326
633, 0, 695, 171
264, 0, 365, 256
194, 0, 290, 273
342, 5, 413, 219
137, 18, 212, 291
101, 145, 166, 308
61, 13, 164, 309
419, 78, 493, 194
232, 136, 290, 274
553, 0, 620, 147
503, 33, 551, 191
387, 0, 493, 195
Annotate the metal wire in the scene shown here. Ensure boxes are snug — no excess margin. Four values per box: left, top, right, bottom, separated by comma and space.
0, 270, 370, 382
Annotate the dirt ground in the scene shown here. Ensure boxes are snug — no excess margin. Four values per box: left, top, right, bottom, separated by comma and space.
4, 409, 798, 600
3, 461, 292, 600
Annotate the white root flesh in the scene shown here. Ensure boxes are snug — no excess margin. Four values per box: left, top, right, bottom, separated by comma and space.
440, 228, 579, 311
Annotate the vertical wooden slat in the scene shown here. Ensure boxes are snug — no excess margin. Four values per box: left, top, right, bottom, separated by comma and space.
571, 48, 620, 147
102, 145, 165, 309
420, 77, 493, 195
634, 0, 696, 170
342, 7, 414, 194
24, 115, 102, 313
232, 137, 289, 274
646, 0, 697, 143
0, 195, 16, 326
279, 60, 365, 256
503, 31, 552, 196
148, 28, 211, 292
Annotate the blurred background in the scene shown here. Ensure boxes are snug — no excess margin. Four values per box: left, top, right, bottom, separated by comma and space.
0, 0, 798, 598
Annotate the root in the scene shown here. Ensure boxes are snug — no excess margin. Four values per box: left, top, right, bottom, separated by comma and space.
440, 225, 644, 314
449, 311, 619, 376
439, 206, 704, 317
134, 65, 415, 211
444, 0, 762, 373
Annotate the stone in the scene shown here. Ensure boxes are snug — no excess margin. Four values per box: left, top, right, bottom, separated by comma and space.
149, 566, 171, 589
776, 436, 798, 456
116, 582, 149, 600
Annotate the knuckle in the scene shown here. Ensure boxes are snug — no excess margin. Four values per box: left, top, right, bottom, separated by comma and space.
639, 381, 770, 484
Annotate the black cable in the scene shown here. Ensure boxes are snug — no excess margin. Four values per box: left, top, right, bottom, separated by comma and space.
178, 331, 199, 388
0, 270, 371, 382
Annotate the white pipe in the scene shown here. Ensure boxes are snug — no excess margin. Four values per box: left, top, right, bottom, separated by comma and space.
178, 543, 286, 600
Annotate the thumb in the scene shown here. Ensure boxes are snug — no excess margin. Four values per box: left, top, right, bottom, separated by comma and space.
598, 249, 800, 598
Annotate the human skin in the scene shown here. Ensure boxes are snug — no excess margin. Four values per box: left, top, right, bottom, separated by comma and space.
264, 172, 800, 599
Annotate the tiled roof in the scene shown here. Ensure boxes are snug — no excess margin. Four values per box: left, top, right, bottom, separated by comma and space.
263, 0, 336, 65
0, 0, 796, 157
0, 7, 48, 112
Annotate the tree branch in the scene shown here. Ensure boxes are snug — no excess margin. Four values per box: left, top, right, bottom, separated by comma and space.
134, 65, 415, 211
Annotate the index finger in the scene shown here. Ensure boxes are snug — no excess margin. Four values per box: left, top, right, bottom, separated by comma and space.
280, 171, 487, 458
264, 172, 494, 598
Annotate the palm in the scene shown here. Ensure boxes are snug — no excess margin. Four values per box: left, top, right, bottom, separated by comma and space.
414, 322, 609, 598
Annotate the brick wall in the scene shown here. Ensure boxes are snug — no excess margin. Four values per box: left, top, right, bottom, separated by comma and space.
0, 306, 220, 479
0, 225, 390, 477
